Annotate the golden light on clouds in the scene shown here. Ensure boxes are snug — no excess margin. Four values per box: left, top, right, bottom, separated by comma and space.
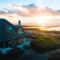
0, 4, 60, 28
20, 16, 48, 26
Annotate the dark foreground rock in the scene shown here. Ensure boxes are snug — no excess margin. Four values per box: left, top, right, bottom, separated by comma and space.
0, 48, 24, 60
48, 50, 60, 60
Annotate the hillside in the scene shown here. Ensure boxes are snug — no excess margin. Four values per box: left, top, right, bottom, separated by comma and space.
23, 28, 60, 53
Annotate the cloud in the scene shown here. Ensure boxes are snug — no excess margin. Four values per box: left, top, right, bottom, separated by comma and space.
0, 4, 59, 16
0, 4, 60, 26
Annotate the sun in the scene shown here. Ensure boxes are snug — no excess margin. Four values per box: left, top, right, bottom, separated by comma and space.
34, 16, 48, 26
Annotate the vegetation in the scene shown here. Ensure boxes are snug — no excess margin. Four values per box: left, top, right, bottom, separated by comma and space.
28, 29, 60, 53
48, 51, 60, 60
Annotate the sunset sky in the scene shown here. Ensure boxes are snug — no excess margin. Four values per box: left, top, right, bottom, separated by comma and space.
0, 0, 60, 31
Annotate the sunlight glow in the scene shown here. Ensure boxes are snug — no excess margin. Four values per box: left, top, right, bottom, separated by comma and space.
30, 16, 50, 26
20, 16, 53, 26
35, 16, 48, 26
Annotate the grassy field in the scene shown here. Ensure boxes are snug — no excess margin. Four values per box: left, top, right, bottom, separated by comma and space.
31, 31, 60, 46
24, 29, 60, 53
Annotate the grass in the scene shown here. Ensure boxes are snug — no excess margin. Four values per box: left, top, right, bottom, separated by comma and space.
31, 32, 60, 47
27, 30, 60, 53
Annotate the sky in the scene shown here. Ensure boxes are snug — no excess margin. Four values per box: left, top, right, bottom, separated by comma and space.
0, 0, 60, 10
0, 0, 60, 31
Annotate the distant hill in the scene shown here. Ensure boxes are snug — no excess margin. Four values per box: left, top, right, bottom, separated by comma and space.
0, 18, 17, 42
